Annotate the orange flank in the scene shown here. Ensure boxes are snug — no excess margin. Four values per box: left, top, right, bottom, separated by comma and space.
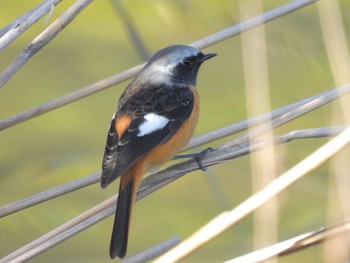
115, 115, 132, 138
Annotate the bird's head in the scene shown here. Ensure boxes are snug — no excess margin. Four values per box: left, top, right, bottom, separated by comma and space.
138, 45, 217, 86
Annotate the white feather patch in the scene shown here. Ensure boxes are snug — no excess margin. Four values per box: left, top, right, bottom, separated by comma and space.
145, 64, 174, 85
137, 113, 169, 137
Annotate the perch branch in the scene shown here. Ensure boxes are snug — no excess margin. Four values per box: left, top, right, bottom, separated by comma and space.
0, 172, 100, 218
186, 84, 350, 151
191, 0, 317, 49
0, 195, 117, 263
120, 236, 182, 263
220, 83, 350, 150
0, 0, 93, 89
0, 0, 62, 50
225, 220, 350, 263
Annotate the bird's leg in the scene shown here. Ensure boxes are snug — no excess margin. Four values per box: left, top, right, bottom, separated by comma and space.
173, 147, 213, 171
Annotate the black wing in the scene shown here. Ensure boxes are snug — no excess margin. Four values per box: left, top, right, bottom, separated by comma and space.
101, 85, 194, 188
101, 117, 119, 188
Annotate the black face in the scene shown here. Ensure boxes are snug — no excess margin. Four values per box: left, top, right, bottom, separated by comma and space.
172, 53, 205, 86
172, 52, 217, 86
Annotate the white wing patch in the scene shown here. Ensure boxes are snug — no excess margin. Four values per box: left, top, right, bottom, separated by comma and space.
138, 113, 169, 137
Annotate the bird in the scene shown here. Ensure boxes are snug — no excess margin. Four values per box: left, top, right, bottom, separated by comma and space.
100, 45, 217, 259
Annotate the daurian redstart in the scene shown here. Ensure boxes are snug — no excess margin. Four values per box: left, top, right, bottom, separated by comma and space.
101, 45, 216, 259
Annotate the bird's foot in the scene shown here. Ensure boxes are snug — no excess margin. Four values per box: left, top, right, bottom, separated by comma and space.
173, 147, 213, 171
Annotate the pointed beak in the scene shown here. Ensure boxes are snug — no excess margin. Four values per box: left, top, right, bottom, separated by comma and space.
201, 53, 217, 62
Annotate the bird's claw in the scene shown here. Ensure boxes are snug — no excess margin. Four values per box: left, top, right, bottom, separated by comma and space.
194, 147, 213, 171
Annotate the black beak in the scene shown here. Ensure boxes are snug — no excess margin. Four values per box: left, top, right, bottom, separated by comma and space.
201, 53, 217, 62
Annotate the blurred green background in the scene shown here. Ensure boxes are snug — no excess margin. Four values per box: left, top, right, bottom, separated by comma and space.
1, 1, 349, 262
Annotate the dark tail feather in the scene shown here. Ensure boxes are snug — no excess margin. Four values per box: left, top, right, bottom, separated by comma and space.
110, 179, 134, 259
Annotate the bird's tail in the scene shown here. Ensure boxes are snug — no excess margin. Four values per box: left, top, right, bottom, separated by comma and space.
109, 169, 141, 259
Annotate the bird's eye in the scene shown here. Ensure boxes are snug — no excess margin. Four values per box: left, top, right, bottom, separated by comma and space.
183, 58, 194, 69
